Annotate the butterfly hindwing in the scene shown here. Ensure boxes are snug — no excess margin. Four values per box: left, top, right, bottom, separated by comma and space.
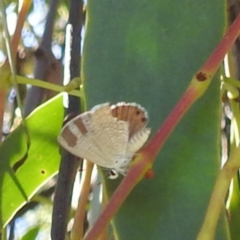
126, 128, 151, 154
111, 102, 148, 138
89, 104, 129, 166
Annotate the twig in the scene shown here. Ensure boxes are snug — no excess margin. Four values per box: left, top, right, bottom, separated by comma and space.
71, 161, 94, 240
196, 145, 240, 240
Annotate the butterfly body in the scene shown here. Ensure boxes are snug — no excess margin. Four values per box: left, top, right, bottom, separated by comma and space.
58, 102, 150, 177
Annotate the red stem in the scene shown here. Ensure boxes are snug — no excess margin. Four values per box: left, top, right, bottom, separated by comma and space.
11, 0, 32, 58
143, 87, 197, 160
203, 14, 240, 73
83, 157, 147, 240
83, 87, 197, 240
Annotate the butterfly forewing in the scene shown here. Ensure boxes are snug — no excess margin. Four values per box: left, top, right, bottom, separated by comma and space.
58, 114, 109, 166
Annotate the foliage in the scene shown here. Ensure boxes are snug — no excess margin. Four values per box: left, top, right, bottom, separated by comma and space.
0, 0, 240, 240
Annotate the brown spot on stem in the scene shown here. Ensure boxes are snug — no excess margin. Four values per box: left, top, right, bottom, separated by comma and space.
221, 93, 228, 103
145, 169, 155, 179
196, 72, 207, 81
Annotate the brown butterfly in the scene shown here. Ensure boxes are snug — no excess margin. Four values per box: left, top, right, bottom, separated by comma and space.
58, 102, 151, 178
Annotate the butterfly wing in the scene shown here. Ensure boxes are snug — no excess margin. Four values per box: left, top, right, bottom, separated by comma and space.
126, 128, 151, 154
58, 102, 151, 175
111, 102, 150, 153
111, 102, 148, 138
58, 111, 108, 165
89, 104, 129, 168
58, 103, 129, 169
110, 103, 151, 173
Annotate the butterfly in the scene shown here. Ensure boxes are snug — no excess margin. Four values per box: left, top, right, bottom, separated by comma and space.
58, 102, 151, 178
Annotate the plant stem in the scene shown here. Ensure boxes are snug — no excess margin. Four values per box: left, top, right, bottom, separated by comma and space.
71, 161, 93, 240
17, 76, 82, 97
196, 145, 240, 240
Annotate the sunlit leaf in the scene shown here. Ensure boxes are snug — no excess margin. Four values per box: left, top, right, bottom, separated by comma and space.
0, 94, 63, 228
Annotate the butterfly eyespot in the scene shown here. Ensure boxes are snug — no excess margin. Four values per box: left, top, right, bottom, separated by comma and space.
136, 110, 140, 115
109, 169, 119, 179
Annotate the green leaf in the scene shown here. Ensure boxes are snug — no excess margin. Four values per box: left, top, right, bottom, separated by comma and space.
83, 0, 228, 239
21, 226, 40, 240
0, 94, 63, 228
